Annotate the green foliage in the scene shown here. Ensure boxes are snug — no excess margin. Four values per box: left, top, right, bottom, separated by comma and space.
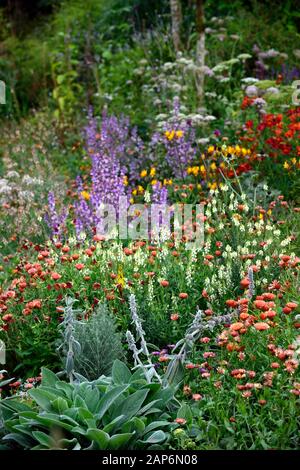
0, 362, 177, 450
72, 304, 124, 381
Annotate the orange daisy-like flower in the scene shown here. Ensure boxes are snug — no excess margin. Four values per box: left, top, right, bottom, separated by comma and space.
254, 322, 270, 331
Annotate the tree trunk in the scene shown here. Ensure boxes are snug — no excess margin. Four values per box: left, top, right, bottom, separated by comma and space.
170, 0, 183, 53
195, 0, 205, 106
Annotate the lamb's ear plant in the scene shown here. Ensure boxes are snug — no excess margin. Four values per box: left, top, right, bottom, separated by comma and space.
126, 294, 162, 384
57, 297, 82, 383
0, 362, 178, 450
164, 309, 236, 388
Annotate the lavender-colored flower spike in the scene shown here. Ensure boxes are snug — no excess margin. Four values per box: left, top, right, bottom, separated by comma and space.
45, 191, 68, 239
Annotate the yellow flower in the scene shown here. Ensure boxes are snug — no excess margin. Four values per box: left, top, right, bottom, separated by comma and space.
165, 130, 175, 140
81, 191, 90, 201
123, 175, 129, 186
207, 145, 215, 154
129, 197, 134, 204
210, 162, 217, 171
175, 130, 184, 138
291, 157, 297, 165
151, 179, 158, 186
235, 145, 241, 155
163, 178, 173, 185
116, 265, 125, 287
150, 167, 156, 177
137, 185, 144, 194
208, 182, 217, 190
283, 161, 290, 170
132, 189, 137, 196
140, 169, 148, 178
200, 165, 206, 173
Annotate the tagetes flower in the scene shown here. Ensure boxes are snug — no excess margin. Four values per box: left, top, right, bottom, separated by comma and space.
150, 167, 156, 177
140, 169, 147, 178
123, 176, 129, 186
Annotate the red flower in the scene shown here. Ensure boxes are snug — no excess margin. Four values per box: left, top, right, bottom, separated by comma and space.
75, 263, 85, 270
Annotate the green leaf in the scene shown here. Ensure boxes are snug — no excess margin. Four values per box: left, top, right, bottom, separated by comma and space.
95, 385, 127, 420
41, 367, 60, 387
55, 382, 74, 400
60, 437, 79, 450
2, 433, 33, 448
102, 415, 126, 434
121, 417, 145, 434
84, 386, 100, 414
112, 360, 131, 384
137, 399, 163, 416
143, 430, 166, 444
32, 431, 55, 449
28, 389, 56, 411
144, 421, 171, 434
86, 428, 110, 449
56, 74, 65, 84
33, 414, 74, 432
108, 433, 134, 450
116, 389, 149, 421
177, 404, 193, 425
51, 397, 69, 414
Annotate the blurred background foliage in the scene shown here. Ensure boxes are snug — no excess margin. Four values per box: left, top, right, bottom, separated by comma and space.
0, 0, 299, 122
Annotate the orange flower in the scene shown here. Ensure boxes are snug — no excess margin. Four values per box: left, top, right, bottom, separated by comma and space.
75, 263, 85, 270
170, 313, 179, 321
230, 322, 244, 331
179, 293, 188, 299
286, 302, 298, 310
51, 272, 61, 280
254, 322, 270, 331
240, 278, 250, 288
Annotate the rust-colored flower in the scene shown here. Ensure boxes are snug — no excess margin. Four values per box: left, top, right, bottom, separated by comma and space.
179, 292, 188, 299
254, 322, 270, 331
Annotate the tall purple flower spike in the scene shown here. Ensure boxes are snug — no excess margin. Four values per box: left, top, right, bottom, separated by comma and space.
45, 191, 68, 239
151, 98, 196, 179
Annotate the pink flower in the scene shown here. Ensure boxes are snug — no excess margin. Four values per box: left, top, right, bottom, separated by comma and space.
192, 393, 202, 401
75, 263, 85, 270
